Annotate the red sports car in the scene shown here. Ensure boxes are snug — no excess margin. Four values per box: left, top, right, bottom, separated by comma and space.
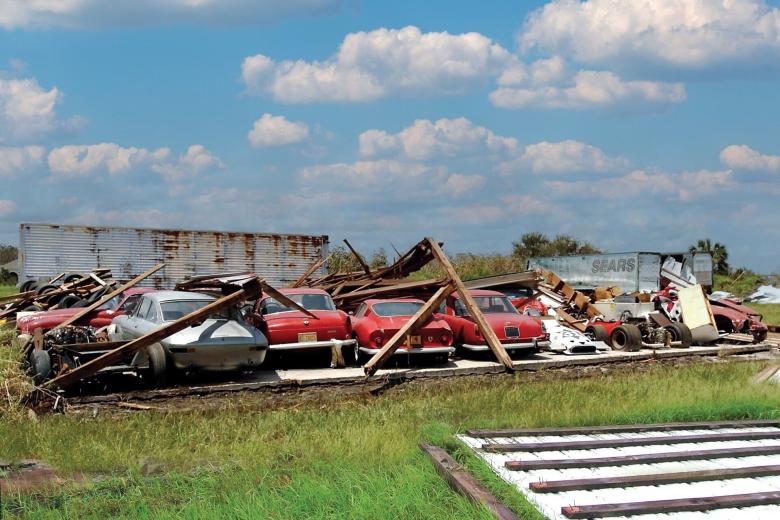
351, 298, 454, 364
247, 288, 357, 365
17, 288, 155, 334
501, 287, 549, 316
439, 289, 548, 357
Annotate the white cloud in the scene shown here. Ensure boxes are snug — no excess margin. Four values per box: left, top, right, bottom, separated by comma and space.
152, 144, 225, 182
720, 144, 780, 172
0, 0, 344, 29
0, 76, 80, 140
440, 173, 485, 197
498, 140, 629, 174
300, 159, 432, 186
0, 145, 45, 176
0, 199, 16, 217
47, 142, 223, 182
248, 113, 309, 148
359, 117, 519, 160
518, 0, 780, 71
490, 70, 685, 110
48, 143, 169, 176
242, 26, 511, 103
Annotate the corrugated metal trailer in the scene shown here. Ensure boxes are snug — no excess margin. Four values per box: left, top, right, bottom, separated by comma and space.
19, 223, 329, 288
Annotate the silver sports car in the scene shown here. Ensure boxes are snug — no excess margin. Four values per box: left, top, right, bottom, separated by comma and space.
112, 291, 268, 384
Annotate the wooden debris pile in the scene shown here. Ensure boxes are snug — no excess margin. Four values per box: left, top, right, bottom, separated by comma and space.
1, 269, 119, 326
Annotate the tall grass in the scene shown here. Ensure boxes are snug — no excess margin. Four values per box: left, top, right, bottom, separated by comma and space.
748, 304, 780, 326
2, 361, 779, 519
0, 283, 17, 298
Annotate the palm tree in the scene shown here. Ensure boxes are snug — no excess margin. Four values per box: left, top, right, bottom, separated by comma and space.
689, 239, 729, 275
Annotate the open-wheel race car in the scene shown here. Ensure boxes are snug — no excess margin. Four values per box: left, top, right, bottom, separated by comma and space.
351, 298, 455, 364
584, 317, 693, 352
438, 289, 549, 358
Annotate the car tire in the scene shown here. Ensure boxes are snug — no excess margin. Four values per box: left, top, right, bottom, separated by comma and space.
87, 287, 109, 303
586, 325, 610, 345
610, 324, 642, 352
72, 298, 90, 308
144, 343, 168, 388
22, 304, 44, 312
20, 280, 38, 292
664, 323, 693, 348
59, 294, 82, 308
28, 349, 52, 384
35, 284, 59, 296
62, 273, 84, 284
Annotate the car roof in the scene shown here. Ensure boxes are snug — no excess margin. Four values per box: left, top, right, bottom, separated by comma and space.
268, 288, 328, 296
365, 298, 424, 306
143, 291, 215, 303
453, 289, 504, 298
125, 287, 157, 296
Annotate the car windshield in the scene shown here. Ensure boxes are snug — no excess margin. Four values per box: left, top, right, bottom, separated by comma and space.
472, 296, 518, 314
263, 293, 336, 314
98, 294, 121, 311
160, 300, 229, 321
372, 302, 423, 317
502, 288, 533, 299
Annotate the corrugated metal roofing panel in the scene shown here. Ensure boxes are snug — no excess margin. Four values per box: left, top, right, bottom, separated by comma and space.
19, 223, 328, 288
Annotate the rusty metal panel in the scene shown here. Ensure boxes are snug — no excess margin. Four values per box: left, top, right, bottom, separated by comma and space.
19, 223, 328, 288
527, 252, 661, 293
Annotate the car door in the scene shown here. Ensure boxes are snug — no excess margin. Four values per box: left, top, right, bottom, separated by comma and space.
121, 296, 152, 340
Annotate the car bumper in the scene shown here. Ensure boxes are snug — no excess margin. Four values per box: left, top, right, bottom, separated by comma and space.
268, 338, 357, 352
167, 344, 268, 371
359, 346, 455, 355
460, 340, 548, 352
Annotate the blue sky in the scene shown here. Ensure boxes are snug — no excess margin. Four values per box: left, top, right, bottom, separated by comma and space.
1, 0, 779, 273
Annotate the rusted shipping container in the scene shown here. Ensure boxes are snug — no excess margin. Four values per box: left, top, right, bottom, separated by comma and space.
19, 223, 329, 288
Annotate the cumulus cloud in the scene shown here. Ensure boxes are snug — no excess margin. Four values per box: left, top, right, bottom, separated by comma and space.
0, 145, 45, 176
0, 0, 344, 29
248, 113, 309, 147
498, 140, 629, 174
720, 144, 780, 172
300, 159, 432, 186
359, 117, 519, 160
47, 142, 223, 182
518, 0, 780, 71
490, 70, 685, 110
440, 173, 485, 197
242, 26, 511, 103
0, 76, 80, 140
0, 199, 16, 217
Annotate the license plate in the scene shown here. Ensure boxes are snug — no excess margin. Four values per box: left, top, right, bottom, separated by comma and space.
505, 326, 520, 338
404, 335, 422, 347
298, 332, 317, 343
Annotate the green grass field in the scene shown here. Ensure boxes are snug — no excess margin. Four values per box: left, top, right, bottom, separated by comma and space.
1, 284, 16, 298
2, 354, 780, 519
748, 303, 780, 326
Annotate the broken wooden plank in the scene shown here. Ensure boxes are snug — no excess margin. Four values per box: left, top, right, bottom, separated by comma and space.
561, 490, 780, 518
531, 464, 780, 493
363, 283, 455, 376
343, 238, 372, 276
467, 419, 780, 438
484, 430, 780, 453
42, 277, 262, 389
505, 444, 780, 471
54, 264, 165, 330
554, 308, 587, 332
289, 254, 330, 288
427, 238, 513, 371
419, 443, 518, 520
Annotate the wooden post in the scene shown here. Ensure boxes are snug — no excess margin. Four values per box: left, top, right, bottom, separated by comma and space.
419, 443, 519, 520
54, 263, 165, 330
43, 278, 262, 389
426, 238, 513, 371
289, 253, 330, 288
343, 239, 372, 275
363, 283, 455, 376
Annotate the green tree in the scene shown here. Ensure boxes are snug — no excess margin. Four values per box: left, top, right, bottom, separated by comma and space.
369, 247, 388, 270
689, 239, 730, 275
326, 246, 365, 275
0, 244, 17, 265
512, 232, 600, 260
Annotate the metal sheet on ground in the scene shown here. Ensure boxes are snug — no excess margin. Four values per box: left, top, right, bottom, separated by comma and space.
459, 422, 780, 519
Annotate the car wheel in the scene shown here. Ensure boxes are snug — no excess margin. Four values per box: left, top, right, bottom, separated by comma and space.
22, 304, 44, 312
87, 286, 109, 303
28, 349, 52, 384
72, 298, 90, 308
20, 280, 38, 292
35, 284, 59, 296
586, 325, 610, 345
59, 294, 82, 308
664, 323, 693, 348
62, 273, 84, 284
610, 324, 642, 352
144, 343, 168, 388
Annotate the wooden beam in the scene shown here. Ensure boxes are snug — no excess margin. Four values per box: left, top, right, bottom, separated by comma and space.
505, 444, 780, 471
42, 278, 262, 389
531, 464, 780, 493
343, 238, 372, 276
419, 443, 518, 520
363, 283, 455, 376
289, 254, 330, 288
466, 419, 780, 438
561, 490, 780, 518
426, 238, 513, 371
259, 281, 319, 320
485, 430, 780, 453
54, 263, 165, 330
332, 278, 446, 302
